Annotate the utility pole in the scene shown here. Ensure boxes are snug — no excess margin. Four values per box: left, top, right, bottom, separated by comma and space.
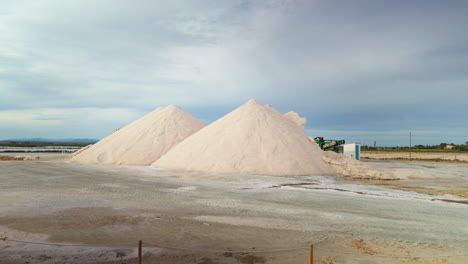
409, 132, 412, 160
138, 240, 142, 264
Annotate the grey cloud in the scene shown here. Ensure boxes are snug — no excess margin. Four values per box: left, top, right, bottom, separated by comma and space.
0, 0, 467, 144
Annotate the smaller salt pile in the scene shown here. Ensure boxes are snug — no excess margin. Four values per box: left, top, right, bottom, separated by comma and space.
322, 151, 398, 180
71, 105, 205, 165
153, 99, 334, 176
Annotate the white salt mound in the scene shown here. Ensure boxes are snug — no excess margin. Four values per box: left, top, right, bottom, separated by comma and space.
70, 144, 92, 157
322, 151, 398, 180
153, 99, 334, 176
71, 105, 205, 165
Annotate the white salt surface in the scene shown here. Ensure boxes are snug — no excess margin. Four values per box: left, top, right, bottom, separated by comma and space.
0, 226, 163, 264
1, 159, 468, 263
71, 105, 205, 165
154, 99, 334, 176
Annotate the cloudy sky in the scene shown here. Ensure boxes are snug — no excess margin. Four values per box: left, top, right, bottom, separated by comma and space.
1, 0, 467, 146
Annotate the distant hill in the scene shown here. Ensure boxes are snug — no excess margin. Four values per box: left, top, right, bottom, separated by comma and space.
0, 138, 99, 145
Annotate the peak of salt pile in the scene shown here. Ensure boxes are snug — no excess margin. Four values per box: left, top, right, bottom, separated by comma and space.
71, 105, 205, 165
153, 99, 334, 176
284, 111, 307, 130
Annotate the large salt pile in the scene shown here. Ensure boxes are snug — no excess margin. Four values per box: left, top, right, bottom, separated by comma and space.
153, 99, 334, 176
71, 105, 205, 165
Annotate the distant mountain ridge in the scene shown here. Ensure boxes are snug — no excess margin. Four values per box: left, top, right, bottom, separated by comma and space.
1, 138, 98, 144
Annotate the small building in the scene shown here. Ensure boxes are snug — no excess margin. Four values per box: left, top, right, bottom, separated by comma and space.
444, 144, 455, 150
343, 143, 361, 160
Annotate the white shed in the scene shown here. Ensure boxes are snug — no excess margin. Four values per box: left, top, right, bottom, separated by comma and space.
343, 143, 361, 160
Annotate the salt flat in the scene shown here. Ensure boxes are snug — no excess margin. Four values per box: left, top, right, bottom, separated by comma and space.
0, 157, 467, 264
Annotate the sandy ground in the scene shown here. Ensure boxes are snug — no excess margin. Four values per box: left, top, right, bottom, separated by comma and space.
362, 151, 468, 162
349, 160, 468, 199
0, 155, 467, 264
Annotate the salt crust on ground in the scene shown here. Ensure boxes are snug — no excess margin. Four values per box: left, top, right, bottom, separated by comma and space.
154, 99, 335, 176
0, 225, 159, 264
71, 105, 205, 165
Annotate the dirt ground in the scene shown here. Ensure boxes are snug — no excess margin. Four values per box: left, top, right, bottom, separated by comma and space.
362, 151, 468, 162
0, 156, 467, 264
346, 160, 468, 199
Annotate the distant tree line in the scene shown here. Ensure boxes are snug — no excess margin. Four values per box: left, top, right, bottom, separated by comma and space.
361, 142, 468, 152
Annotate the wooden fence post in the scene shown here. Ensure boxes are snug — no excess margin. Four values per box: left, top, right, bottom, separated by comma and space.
309, 245, 314, 264
138, 240, 142, 264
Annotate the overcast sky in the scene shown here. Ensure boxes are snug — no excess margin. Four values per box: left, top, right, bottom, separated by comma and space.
1, 0, 467, 146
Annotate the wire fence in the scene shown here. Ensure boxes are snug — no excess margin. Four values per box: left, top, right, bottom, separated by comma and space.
2, 236, 468, 263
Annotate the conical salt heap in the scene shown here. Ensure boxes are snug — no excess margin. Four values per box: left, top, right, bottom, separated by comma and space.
71, 105, 205, 165
153, 99, 334, 175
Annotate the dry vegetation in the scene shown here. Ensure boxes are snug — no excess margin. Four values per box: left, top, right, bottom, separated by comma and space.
347, 239, 380, 255
319, 256, 336, 264
0, 156, 38, 161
